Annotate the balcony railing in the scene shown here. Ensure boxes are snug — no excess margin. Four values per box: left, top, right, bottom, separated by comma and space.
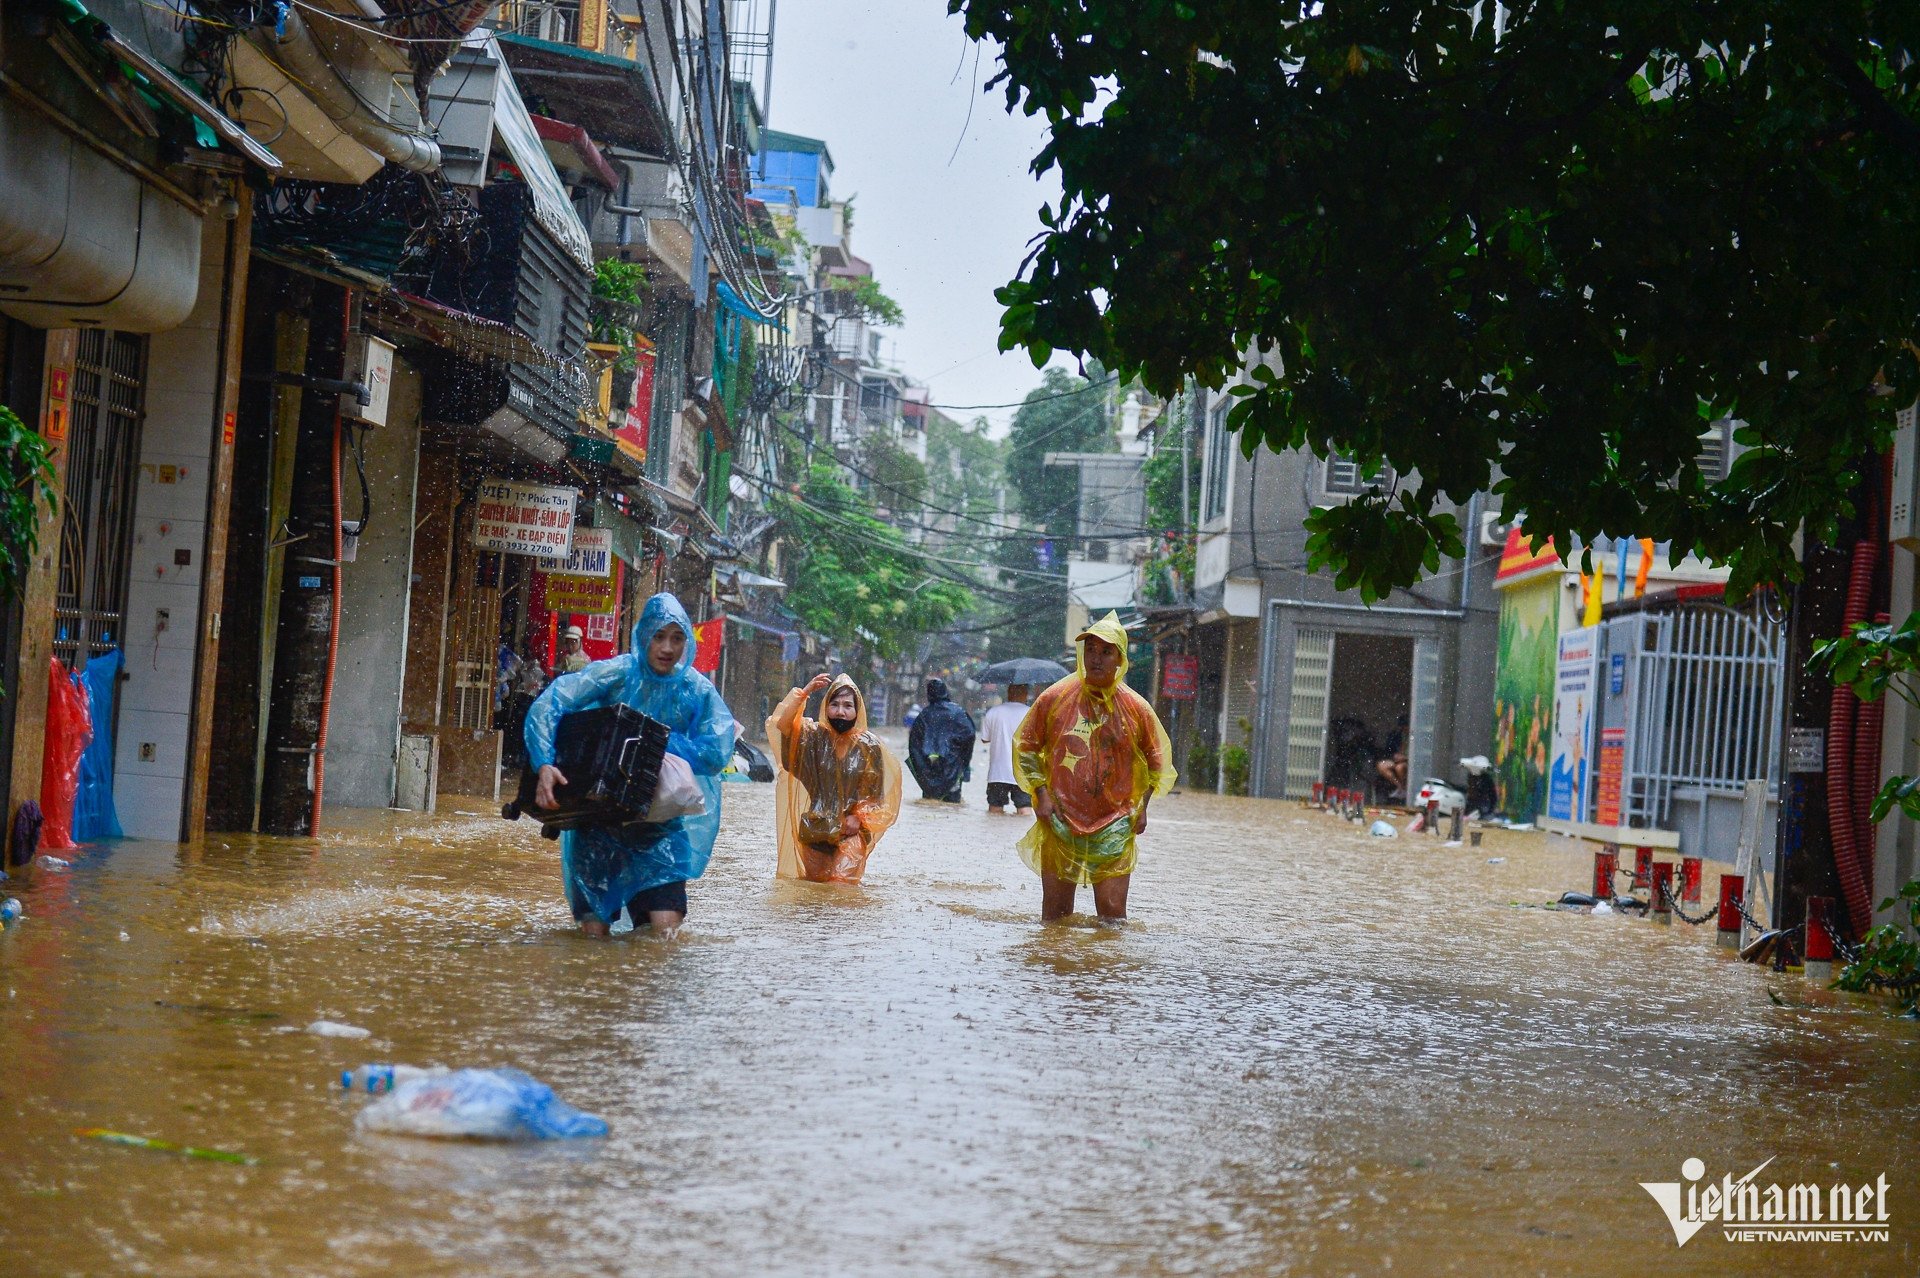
491, 0, 581, 45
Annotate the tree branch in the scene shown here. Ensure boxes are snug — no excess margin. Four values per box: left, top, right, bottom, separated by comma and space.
1818, 42, 1920, 162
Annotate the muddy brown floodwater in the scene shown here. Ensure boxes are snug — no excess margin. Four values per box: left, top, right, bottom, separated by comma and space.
0, 761, 1915, 1276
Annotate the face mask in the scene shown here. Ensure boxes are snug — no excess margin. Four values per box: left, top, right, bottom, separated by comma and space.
827, 715, 857, 735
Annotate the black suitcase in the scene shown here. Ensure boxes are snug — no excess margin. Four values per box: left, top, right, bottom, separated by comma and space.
501, 704, 672, 839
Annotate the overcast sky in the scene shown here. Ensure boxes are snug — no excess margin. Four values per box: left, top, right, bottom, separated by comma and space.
763, 1, 1069, 434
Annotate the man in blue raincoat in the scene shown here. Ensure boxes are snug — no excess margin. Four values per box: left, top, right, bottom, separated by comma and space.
525, 593, 737, 937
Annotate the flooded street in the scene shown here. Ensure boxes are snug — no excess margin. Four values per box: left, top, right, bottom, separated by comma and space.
2, 760, 1915, 1277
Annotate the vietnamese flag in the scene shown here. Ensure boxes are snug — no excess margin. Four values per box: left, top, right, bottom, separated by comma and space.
692, 617, 723, 675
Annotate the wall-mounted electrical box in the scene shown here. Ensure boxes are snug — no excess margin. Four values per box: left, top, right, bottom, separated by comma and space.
342, 334, 396, 427
1892, 404, 1919, 553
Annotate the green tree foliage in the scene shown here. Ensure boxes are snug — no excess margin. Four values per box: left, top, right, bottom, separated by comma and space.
1005, 367, 1113, 536
952, 1, 1920, 601
924, 412, 1008, 522
775, 463, 971, 660
991, 369, 1114, 660
1141, 388, 1200, 602
2, 404, 56, 604
590, 258, 648, 347
861, 433, 929, 514
829, 275, 904, 327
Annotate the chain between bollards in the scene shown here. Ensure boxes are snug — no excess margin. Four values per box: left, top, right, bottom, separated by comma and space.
1659, 879, 1720, 926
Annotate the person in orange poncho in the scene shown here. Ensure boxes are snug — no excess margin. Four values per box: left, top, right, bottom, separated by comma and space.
767, 672, 903, 884
1014, 613, 1175, 922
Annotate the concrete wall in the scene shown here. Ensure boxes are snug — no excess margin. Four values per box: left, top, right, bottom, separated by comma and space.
113, 218, 231, 840
325, 359, 423, 808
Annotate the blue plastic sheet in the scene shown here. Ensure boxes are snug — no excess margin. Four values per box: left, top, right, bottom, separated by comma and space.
72, 650, 122, 842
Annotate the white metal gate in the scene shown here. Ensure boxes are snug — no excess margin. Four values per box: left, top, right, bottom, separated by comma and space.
1406, 635, 1440, 793
1284, 627, 1335, 799
1612, 602, 1784, 829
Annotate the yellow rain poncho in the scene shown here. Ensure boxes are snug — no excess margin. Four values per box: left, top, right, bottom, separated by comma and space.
1014, 613, 1176, 885
767, 674, 903, 884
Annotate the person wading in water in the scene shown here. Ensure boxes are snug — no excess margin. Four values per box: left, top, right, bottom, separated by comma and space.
1013, 613, 1175, 923
767, 673, 901, 884
526, 594, 736, 937
906, 677, 974, 803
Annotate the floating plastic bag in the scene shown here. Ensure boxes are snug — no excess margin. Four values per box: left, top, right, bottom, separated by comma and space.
645, 752, 707, 824
1368, 819, 1398, 838
38, 657, 91, 851
72, 651, 124, 842
354, 1068, 607, 1141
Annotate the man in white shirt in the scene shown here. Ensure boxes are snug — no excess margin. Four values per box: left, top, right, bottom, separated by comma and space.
978, 684, 1033, 815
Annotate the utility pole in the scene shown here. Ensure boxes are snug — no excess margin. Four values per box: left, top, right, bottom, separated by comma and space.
259, 281, 348, 836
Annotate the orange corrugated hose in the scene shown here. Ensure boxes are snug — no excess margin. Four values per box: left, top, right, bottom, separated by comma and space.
309, 293, 348, 836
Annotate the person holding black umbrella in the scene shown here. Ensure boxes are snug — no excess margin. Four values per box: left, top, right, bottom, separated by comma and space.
907, 677, 974, 803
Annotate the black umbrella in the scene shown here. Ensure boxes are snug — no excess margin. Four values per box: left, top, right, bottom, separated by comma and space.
977, 657, 1071, 686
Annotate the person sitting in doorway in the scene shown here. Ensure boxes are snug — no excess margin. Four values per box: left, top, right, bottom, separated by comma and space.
557, 624, 589, 674
1375, 714, 1409, 802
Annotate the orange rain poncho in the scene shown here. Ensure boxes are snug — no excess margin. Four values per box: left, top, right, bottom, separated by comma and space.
767, 674, 903, 884
1014, 613, 1176, 885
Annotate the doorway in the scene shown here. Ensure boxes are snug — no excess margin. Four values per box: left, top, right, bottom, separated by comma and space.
1325, 633, 1415, 798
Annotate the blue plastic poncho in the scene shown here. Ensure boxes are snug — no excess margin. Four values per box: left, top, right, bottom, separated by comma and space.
523, 594, 738, 923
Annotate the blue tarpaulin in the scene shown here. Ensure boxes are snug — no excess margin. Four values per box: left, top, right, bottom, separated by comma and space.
72, 650, 123, 842
716, 281, 781, 327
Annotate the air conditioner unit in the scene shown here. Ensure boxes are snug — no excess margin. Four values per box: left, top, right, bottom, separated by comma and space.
1480, 509, 1521, 548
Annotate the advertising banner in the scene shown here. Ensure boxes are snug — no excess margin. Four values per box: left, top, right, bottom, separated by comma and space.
1161, 654, 1199, 701
474, 478, 576, 562
1548, 626, 1598, 823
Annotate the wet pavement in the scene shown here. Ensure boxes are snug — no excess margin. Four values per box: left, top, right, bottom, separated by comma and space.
1, 759, 1915, 1276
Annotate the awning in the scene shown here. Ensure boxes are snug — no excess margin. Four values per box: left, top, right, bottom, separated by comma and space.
719, 567, 787, 591
495, 33, 669, 154
366, 291, 562, 367
531, 115, 620, 191
92, 27, 283, 172
725, 613, 799, 639
476, 33, 595, 272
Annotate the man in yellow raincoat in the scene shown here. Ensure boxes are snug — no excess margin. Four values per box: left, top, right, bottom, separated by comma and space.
767, 672, 903, 884
1014, 613, 1175, 922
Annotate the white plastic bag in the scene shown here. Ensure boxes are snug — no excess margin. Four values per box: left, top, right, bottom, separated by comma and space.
645, 752, 707, 823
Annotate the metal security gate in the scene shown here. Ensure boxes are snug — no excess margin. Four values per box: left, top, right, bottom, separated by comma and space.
1605, 601, 1784, 830
54, 329, 146, 668
1284, 627, 1335, 798
1405, 636, 1440, 795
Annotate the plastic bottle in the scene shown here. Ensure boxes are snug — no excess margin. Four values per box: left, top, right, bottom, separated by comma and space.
0, 899, 21, 924
340, 1064, 442, 1094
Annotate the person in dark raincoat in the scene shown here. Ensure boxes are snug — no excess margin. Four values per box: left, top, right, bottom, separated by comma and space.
524, 593, 737, 937
906, 677, 975, 803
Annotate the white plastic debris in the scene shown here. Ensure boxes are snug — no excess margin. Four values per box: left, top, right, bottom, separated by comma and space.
1485, 856, 1507, 864
306, 1020, 372, 1039
1369, 819, 1398, 838
1593, 900, 1613, 914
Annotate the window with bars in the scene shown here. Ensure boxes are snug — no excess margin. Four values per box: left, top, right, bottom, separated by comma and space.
1202, 399, 1231, 522
54, 329, 146, 669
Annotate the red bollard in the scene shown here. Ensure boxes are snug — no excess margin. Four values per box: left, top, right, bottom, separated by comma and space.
1311, 781, 1324, 808
1593, 845, 1618, 900
1804, 896, 1835, 980
1650, 862, 1674, 924
1632, 846, 1653, 889
1716, 874, 1744, 949
1425, 798, 1440, 837
1681, 855, 1702, 904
